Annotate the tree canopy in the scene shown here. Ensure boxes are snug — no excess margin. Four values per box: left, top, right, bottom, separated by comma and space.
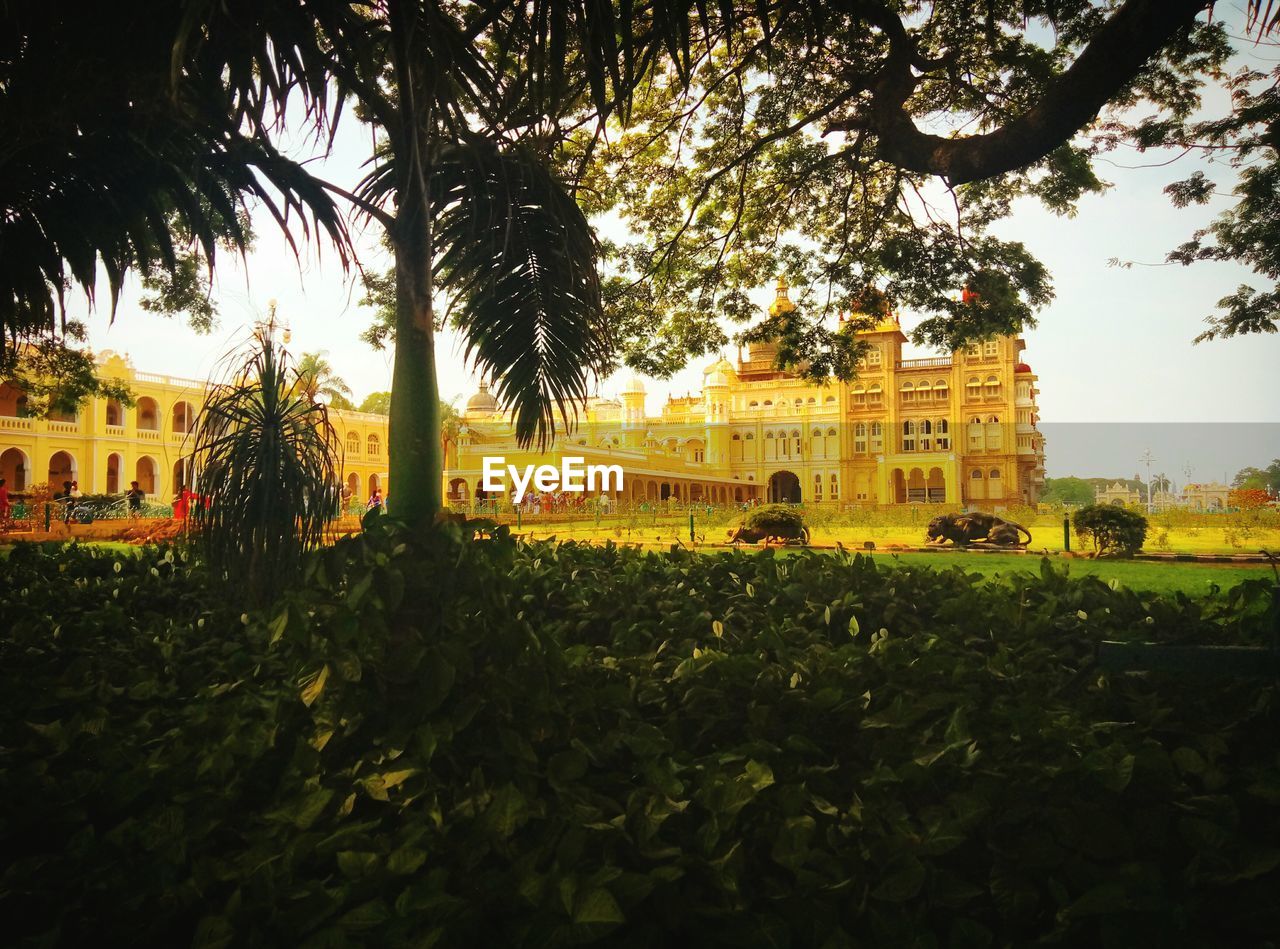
586, 0, 1270, 378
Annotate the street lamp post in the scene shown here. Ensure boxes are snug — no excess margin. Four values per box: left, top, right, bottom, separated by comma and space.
1140, 448, 1155, 513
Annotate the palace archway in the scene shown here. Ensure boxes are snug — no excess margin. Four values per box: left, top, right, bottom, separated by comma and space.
1, 447, 30, 491
767, 470, 801, 503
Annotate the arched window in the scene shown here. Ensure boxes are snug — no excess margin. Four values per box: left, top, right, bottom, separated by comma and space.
968, 417, 985, 451
367, 434, 381, 457
852, 385, 866, 406
172, 401, 195, 434
919, 418, 932, 451
794, 398, 803, 407
854, 422, 867, 453
105, 399, 124, 427
764, 430, 774, 438
917, 381, 932, 402
985, 374, 1001, 398
935, 380, 949, 401
807, 397, 816, 405
732, 433, 740, 440
346, 432, 360, 455
811, 427, 823, 438
136, 397, 160, 431
936, 418, 950, 450
824, 395, 836, 404
902, 419, 916, 452
867, 384, 882, 405
986, 416, 1003, 450
989, 468, 1002, 480
763, 400, 773, 408
870, 421, 884, 452
971, 468, 983, 480
966, 376, 981, 400
900, 381, 914, 403
792, 429, 802, 456
749, 400, 759, 409
745, 432, 754, 440
813, 473, 823, 501
829, 473, 838, 501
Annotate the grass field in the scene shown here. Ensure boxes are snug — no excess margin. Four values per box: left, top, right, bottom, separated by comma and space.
5, 520, 1275, 599
521, 516, 1280, 557
876, 551, 1275, 597
510, 519, 1277, 597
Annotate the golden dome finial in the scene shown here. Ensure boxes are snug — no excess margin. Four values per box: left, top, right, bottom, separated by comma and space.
768, 275, 795, 316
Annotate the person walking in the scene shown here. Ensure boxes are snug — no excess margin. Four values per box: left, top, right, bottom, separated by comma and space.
172, 485, 189, 521
126, 480, 145, 519
366, 488, 383, 514
59, 480, 74, 525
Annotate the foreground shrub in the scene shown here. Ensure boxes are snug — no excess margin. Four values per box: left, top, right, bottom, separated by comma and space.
191, 334, 341, 605
744, 503, 808, 534
1, 533, 1277, 946
1073, 503, 1149, 557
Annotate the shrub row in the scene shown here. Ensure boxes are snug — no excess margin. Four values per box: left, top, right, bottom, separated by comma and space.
1, 532, 1277, 946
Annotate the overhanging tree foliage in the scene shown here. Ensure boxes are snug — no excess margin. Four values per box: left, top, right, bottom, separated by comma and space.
588, 0, 1268, 376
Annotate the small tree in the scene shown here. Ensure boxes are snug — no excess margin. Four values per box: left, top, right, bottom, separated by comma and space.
1228, 488, 1271, 510
191, 335, 340, 605
1073, 504, 1148, 558
745, 505, 807, 536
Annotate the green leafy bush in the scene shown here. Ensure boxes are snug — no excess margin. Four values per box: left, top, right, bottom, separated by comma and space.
744, 503, 807, 534
1, 534, 1277, 946
1073, 504, 1149, 557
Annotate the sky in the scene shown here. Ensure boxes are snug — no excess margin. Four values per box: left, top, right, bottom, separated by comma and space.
75, 21, 1280, 482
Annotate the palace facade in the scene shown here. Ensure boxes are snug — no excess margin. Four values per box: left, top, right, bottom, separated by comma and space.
1, 280, 1046, 509
0, 352, 389, 503
450, 279, 1046, 508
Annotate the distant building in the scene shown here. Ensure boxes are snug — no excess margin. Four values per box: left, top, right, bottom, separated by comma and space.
1182, 481, 1231, 511
2, 281, 1049, 509
448, 278, 1046, 507
0, 352, 389, 502
1095, 481, 1143, 506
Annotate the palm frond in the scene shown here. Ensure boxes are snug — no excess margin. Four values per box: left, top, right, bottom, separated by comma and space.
0, 3, 352, 355
431, 140, 611, 449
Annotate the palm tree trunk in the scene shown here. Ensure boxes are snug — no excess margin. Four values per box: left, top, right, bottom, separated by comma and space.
389, 237, 443, 525
386, 0, 443, 527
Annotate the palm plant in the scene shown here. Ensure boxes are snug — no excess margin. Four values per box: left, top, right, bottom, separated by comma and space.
439, 399, 462, 466
190, 335, 340, 605
295, 351, 355, 407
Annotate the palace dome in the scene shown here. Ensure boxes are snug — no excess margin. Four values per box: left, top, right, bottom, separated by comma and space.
620, 373, 646, 395
466, 381, 499, 413
1015, 362, 1032, 373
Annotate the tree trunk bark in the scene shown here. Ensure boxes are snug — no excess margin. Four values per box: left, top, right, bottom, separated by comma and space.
389, 237, 442, 526
386, 0, 442, 527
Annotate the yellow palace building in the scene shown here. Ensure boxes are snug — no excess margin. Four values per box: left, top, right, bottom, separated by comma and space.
0, 352, 390, 503
1, 280, 1044, 509
449, 279, 1046, 508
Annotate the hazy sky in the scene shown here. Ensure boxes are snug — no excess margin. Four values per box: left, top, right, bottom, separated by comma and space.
76, 27, 1280, 481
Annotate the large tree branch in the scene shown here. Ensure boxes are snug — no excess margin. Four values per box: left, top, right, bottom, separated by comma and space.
847, 0, 1212, 184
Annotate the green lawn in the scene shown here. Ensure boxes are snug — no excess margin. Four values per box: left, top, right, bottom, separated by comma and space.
875, 550, 1274, 597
